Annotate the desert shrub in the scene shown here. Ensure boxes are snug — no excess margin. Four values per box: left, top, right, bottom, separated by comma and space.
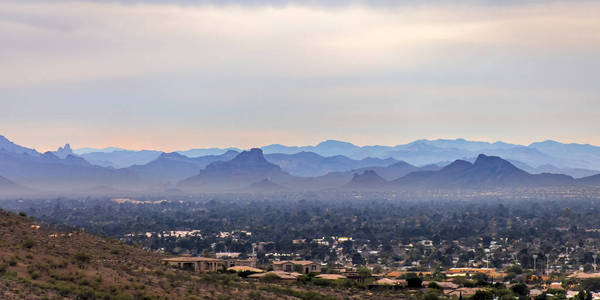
19, 212, 27, 217
261, 273, 281, 283
424, 290, 440, 300
112, 293, 135, 300
23, 238, 36, 249
332, 279, 353, 288
8, 257, 17, 266
74, 252, 91, 263
3, 271, 18, 280
55, 281, 75, 296
259, 285, 334, 300
237, 270, 257, 278
428, 282, 441, 289
30, 270, 41, 280
79, 277, 91, 286
312, 278, 332, 287
248, 291, 262, 300
76, 286, 95, 299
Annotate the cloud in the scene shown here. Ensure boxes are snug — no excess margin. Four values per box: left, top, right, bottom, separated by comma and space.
0, 0, 599, 150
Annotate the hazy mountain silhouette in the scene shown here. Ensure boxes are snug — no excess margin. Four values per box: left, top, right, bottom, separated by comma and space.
63, 137, 600, 173
262, 140, 362, 157
177, 147, 241, 158
261, 139, 600, 171
242, 178, 287, 192
529, 140, 600, 170
264, 151, 397, 177
0, 148, 138, 191
314, 160, 441, 188
1, 134, 600, 193
81, 150, 162, 168
351, 161, 441, 181
179, 148, 293, 191
127, 150, 239, 183
52, 144, 74, 159
578, 174, 600, 186
393, 154, 575, 189
343, 170, 388, 190
73, 147, 125, 155
507, 159, 599, 179
0, 135, 39, 157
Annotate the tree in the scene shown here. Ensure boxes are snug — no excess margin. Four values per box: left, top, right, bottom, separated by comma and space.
352, 253, 364, 265
406, 277, 422, 288
357, 266, 371, 278
510, 283, 529, 296
472, 290, 493, 300
576, 290, 592, 300
582, 278, 600, 291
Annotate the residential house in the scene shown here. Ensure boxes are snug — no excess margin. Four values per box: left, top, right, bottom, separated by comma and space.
272, 260, 321, 274
161, 257, 224, 272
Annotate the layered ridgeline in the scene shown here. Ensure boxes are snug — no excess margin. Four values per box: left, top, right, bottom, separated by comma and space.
0, 209, 353, 300
343, 154, 599, 190
393, 154, 575, 189
1, 134, 600, 194
65, 137, 600, 176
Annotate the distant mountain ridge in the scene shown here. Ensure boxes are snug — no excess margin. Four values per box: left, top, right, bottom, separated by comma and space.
264, 151, 397, 177
80, 150, 162, 168
68, 137, 600, 172
52, 144, 74, 159
126, 150, 239, 183
0, 149, 138, 191
344, 170, 388, 190
393, 154, 575, 189
1, 134, 600, 194
179, 148, 294, 191
0, 135, 39, 157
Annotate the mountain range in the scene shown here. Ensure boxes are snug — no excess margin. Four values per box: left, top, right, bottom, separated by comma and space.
1, 134, 600, 194
67, 138, 600, 175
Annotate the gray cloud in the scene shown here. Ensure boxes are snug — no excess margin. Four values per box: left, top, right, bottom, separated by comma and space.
0, 0, 599, 150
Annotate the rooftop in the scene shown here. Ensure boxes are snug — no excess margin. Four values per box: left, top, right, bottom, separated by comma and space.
273, 260, 316, 265
161, 257, 222, 262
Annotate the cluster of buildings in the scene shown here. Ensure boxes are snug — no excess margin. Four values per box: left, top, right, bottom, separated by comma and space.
160, 256, 600, 298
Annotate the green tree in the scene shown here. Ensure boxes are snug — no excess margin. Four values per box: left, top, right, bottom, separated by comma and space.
472, 290, 493, 300
510, 283, 528, 296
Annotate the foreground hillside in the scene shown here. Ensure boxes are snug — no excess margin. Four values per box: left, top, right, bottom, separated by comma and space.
0, 209, 417, 300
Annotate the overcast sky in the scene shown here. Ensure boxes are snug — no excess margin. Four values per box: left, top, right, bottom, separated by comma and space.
1, 0, 599, 151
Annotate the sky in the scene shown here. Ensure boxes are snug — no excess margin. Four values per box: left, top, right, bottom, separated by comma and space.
0, 0, 599, 152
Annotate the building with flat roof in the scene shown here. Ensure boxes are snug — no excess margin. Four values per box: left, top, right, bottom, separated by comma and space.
161, 257, 224, 272
272, 260, 321, 274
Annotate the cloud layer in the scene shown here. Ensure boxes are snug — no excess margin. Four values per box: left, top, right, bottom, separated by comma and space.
0, 0, 599, 150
